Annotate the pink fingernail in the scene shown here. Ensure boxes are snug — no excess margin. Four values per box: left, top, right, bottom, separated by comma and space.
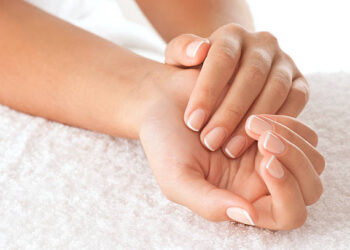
186, 39, 210, 58
247, 115, 273, 135
266, 155, 284, 179
203, 127, 226, 151
225, 135, 246, 158
187, 109, 206, 132
263, 132, 285, 154
226, 207, 254, 225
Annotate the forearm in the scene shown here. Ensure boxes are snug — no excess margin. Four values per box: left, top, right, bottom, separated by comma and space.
0, 0, 162, 138
136, 0, 254, 41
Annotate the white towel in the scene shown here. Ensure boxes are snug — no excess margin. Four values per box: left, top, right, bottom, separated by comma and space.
0, 73, 349, 249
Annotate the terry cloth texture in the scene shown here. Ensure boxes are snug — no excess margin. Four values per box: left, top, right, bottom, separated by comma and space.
0, 72, 349, 249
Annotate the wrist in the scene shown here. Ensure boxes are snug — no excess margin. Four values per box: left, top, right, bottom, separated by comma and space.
134, 64, 199, 139
111, 56, 178, 139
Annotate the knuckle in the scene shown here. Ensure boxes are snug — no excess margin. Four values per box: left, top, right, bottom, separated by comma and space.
290, 83, 308, 107
272, 70, 292, 86
257, 31, 278, 45
245, 49, 271, 80
246, 63, 267, 82
269, 73, 291, 99
224, 106, 244, 121
219, 23, 246, 35
215, 42, 239, 66
198, 84, 218, 104
250, 48, 271, 65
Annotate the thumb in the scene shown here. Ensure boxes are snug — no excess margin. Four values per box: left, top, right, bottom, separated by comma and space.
165, 173, 257, 225
165, 34, 210, 67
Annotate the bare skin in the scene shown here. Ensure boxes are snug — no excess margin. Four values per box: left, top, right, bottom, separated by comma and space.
0, 0, 324, 229
136, 0, 255, 40
140, 68, 324, 230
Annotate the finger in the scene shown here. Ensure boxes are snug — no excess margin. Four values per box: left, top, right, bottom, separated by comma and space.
244, 115, 325, 175
184, 35, 242, 132
164, 172, 258, 225
165, 34, 210, 67
257, 130, 323, 205
277, 77, 310, 117
259, 114, 318, 147
253, 155, 307, 230
199, 46, 274, 151
223, 57, 293, 158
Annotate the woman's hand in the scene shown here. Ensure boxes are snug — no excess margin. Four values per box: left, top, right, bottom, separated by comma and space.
165, 24, 309, 159
139, 69, 324, 230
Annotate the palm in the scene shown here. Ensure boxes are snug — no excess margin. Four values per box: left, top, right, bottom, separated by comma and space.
140, 94, 269, 207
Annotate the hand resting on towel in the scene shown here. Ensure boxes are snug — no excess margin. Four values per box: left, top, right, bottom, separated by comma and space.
139, 68, 324, 230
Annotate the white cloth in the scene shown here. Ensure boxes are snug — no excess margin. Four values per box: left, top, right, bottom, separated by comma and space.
25, 0, 166, 62
1, 73, 349, 249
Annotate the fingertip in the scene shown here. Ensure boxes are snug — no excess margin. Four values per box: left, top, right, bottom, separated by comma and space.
224, 135, 247, 159
165, 34, 210, 66
225, 196, 258, 225
226, 207, 256, 226
199, 188, 257, 223
245, 115, 259, 140
185, 108, 206, 132
257, 130, 286, 157
186, 38, 210, 59
245, 115, 274, 141
263, 155, 285, 180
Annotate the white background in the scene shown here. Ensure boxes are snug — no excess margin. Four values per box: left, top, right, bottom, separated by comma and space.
246, 0, 350, 73
122, 0, 350, 74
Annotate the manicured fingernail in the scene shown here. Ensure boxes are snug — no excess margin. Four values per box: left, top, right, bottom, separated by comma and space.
266, 155, 284, 179
263, 131, 285, 154
186, 39, 210, 58
247, 115, 273, 135
225, 135, 246, 158
203, 127, 226, 151
226, 207, 254, 226
186, 109, 206, 132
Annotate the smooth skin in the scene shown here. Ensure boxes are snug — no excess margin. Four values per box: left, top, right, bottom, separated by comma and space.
140, 69, 324, 230
165, 29, 309, 158
0, 1, 324, 230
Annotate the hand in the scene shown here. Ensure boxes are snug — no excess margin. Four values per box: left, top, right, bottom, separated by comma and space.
139, 69, 324, 230
165, 24, 309, 159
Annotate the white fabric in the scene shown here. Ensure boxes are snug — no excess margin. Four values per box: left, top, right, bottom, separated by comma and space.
1, 73, 349, 249
25, 0, 166, 62
1, 1, 350, 249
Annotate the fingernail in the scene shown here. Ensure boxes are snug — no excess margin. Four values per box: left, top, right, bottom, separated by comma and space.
263, 131, 285, 154
225, 135, 246, 158
247, 115, 273, 135
226, 207, 254, 225
266, 155, 284, 178
203, 127, 226, 151
187, 109, 206, 132
186, 39, 210, 58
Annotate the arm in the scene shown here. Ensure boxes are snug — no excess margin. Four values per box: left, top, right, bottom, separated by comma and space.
135, 0, 254, 41
0, 0, 167, 138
